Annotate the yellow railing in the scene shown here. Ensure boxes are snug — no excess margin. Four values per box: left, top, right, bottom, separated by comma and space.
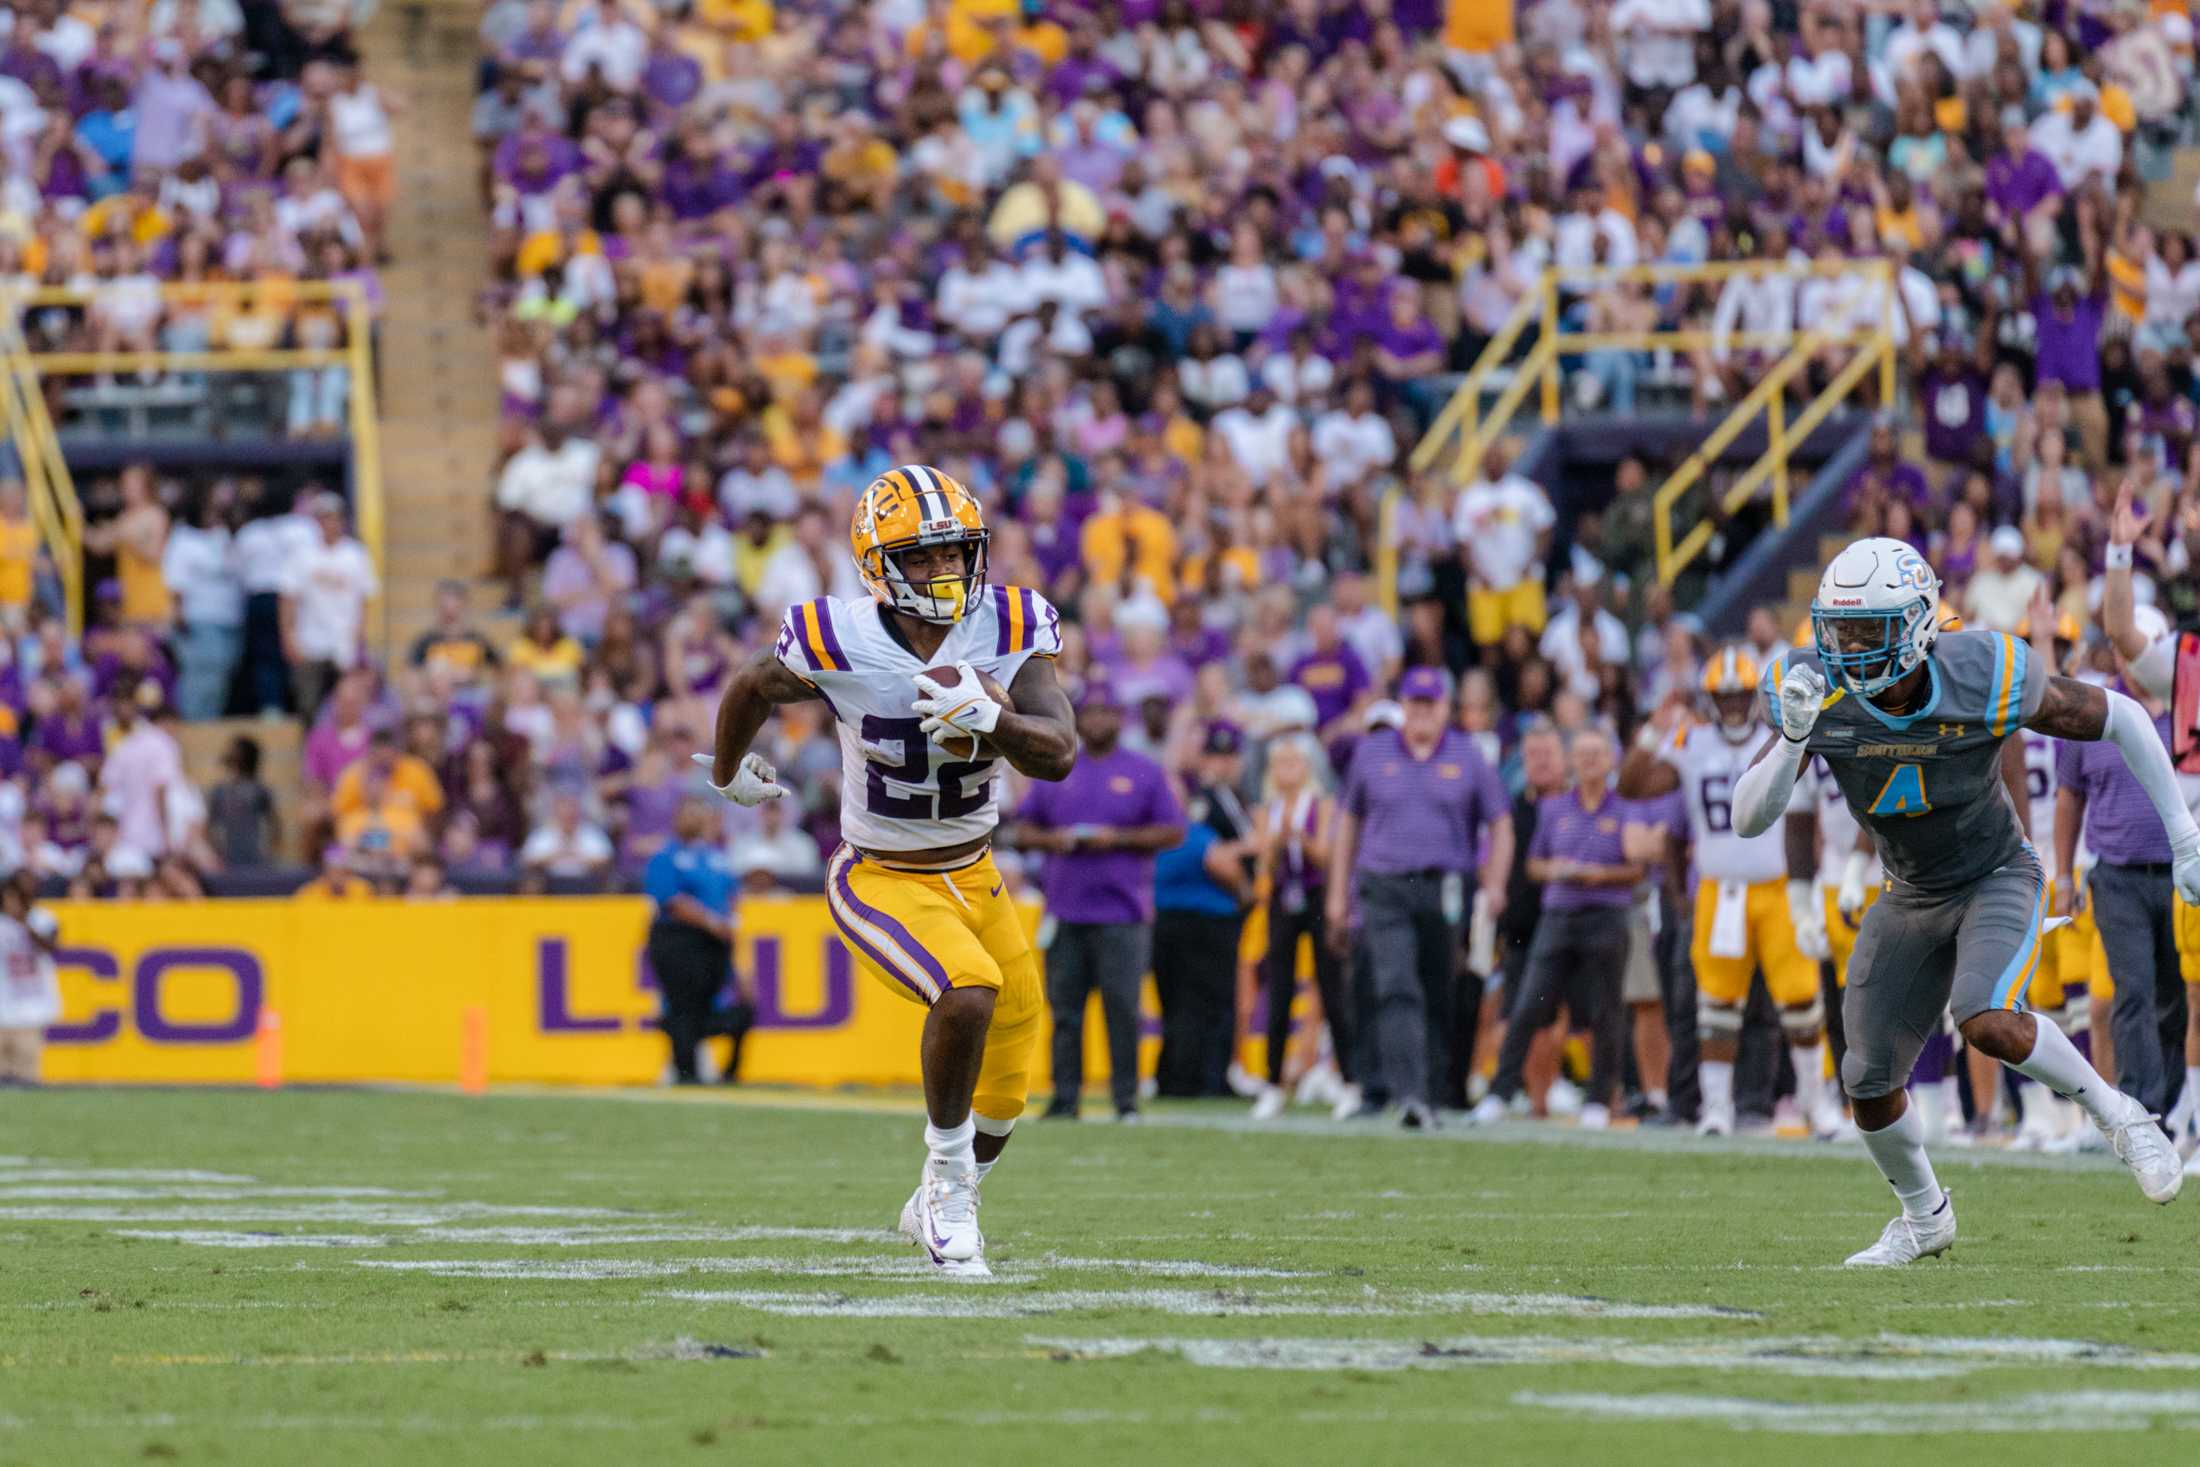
1402, 259, 1900, 596
1410, 259, 1897, 486
0, 281, 385, 650
0, 313, 84, 637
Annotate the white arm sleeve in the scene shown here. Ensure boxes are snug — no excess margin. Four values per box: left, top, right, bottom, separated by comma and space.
1732, 735, 1810, 839
2103, 689, 2200, 854
2128, 634, 2176, 704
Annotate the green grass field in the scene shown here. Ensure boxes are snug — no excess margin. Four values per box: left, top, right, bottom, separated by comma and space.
4, 1086, 2199, 1466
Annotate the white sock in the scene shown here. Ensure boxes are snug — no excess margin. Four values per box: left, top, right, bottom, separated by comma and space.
1858, 1102, 1945, 1219
925, 1118, 975, 1168
1790, 1043, 1827, 1114
1702, 1059, 1734, 1116
2011, 1013, 2123, 1126
2185, 1066, 2200, 1110
974, 1158, 996, 1184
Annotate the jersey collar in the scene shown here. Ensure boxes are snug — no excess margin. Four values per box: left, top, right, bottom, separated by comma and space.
1854, 659, 1943, 732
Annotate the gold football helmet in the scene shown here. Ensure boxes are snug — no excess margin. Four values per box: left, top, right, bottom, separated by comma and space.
850, 465, 990, 624
1701, 645, 1762, 742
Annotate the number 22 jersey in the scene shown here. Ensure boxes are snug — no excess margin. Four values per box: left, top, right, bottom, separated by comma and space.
775, 585, 1063, 853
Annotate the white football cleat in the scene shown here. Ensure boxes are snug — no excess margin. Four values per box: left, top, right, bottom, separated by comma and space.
1467, 1094, 1506, 1126
1329, 1083, 1364, 1122
1696, 1102, 1735, 1138
1544, 1076, 1584, 1117
902, 1157, 986, 1268
1844, 1194, 1957, 1267
1251, 1085, 1287, 1121
2098, 1092, 2184, 1204
1226, 1062, 1264, 1099
1577, 1102, 1610, 1131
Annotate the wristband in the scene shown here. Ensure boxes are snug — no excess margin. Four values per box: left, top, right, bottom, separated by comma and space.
2105, 542, 2134, 569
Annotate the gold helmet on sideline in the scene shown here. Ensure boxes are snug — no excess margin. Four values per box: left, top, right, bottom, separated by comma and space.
850, 465, 990, 624
1701, 645, 1762, 742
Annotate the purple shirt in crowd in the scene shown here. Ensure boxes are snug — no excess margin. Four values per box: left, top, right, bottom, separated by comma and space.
1986, 148, 2061, 221
1530, 786, 1637, 911
1289, 644, 1369, 730
2034, 292, 2105, 392
2055, 699, 2175, 866
1017, 744, 1184, 925
1342, 727, 1507, 876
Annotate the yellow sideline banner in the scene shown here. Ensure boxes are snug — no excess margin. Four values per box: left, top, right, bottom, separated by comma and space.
36, 897, 1181, 1089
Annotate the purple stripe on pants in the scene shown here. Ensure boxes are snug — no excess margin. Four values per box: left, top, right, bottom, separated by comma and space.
830, 851, 954, 996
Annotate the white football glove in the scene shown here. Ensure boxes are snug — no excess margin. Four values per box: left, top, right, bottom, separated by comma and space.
692, 752, 786, 806
1777, 662, 1827, 743
2173, 827, 2200, 907
912, 661, 1003, 744
1788, 879, 1830, 962
1834, 849, 1871, 923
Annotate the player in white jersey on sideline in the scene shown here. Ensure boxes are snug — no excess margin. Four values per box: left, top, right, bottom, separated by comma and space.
1647, 648, 1844, 1140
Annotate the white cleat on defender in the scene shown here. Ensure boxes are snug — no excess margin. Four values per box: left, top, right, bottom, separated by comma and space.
2098, 1092, 2184, 1204
1696, 1102, 1735, 1138
1844, 1194, 1956, 1267
898, 1158, 990, 1276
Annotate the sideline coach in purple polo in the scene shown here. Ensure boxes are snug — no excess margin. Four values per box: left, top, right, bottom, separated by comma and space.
1327, 666, 1513, 1129
1480, 724, 1646, 1128
1013, 679, 1186, 1121
2056, 660, 2188, 1118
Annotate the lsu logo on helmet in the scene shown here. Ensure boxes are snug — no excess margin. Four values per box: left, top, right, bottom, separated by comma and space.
852, 465, 990, 625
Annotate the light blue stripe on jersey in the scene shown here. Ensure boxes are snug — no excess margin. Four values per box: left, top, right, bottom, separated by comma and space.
1987, 877, 2046, 1011
1986, 634, 2028, 736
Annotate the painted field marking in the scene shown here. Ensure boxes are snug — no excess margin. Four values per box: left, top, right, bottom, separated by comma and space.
1025, 1333, 2200, 1379
1511, 1390, 2200, 1435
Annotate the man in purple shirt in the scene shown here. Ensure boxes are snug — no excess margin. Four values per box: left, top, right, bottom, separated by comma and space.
1477, 725, 1646, 1129
2030, 248, 2111, 464
2056, 665, 2187, 1117
1327, 666, 1513, 1127
1013, 680, 1185, 1121
1986, 116, 2062, 230
1288, 606, 1371, 737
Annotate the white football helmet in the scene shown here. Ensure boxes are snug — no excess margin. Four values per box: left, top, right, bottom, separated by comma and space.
1810, 536, 1942, 697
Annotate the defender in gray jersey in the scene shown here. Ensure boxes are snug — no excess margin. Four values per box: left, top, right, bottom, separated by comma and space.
1732, 536, 2199, 1266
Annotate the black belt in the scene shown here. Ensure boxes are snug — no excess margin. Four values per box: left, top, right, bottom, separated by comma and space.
2104, 860, 2174, 875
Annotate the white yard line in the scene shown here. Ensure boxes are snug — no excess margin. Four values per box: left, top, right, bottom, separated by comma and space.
1511, 1390, 2200, 1435
1025, 1333, 2200, 1379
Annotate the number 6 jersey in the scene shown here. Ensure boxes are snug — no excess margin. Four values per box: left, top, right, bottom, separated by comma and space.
1760, 629, 2048, 899
775, 586, 1063, 853
1669, 720, 1787, 884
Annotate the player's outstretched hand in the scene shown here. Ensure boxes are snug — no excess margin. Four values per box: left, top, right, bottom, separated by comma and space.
1778, 662, 1827, 743
1788, 879, 1830, 961
913, 661, 1003, 742
1835, 850, 1870, 923
693, 752, 786, 806
2173, 832, 2200, 907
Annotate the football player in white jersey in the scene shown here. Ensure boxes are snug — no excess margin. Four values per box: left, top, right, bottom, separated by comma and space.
702, 466, 1076, 1276
1650, 648, 1844, 1139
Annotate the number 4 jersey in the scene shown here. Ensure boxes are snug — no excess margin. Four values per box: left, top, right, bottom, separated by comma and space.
776, 586, 1063, 853
1761, 629, 2047, 899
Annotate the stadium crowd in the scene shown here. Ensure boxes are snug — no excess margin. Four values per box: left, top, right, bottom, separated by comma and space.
16, 2, 2200, 1118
